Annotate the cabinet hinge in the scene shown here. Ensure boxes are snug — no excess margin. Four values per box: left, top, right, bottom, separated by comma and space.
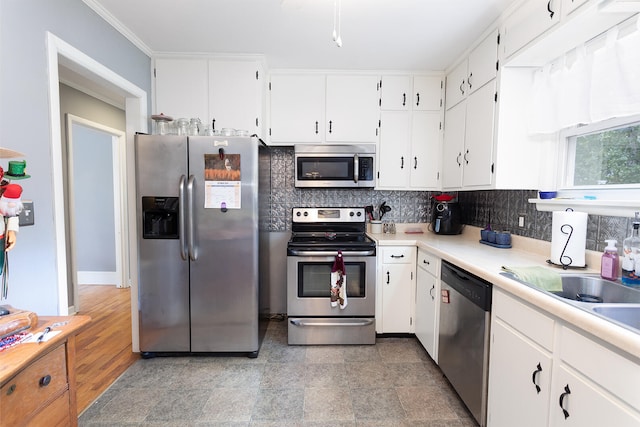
256, 117, 259, 127
269, 128, 272, 136
153, 68, 156, 78
410, 317, 413, 326
379, 79, 382, 90
377, 171, 380, 179
256, 70, 259, 80
494, 92, 498, 102
379, 98, 382, 107
379, 119, 381, 128
269, 82, 271, 91
496, 60, 499, 71
437, 171, 440, 180
441, 80, 444, 89
497, 33, 501, 45
491, 163, 495, 174
440, 99, 443, 107
439, 122, 442, 131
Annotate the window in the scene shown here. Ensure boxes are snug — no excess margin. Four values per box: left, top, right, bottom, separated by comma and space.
564, 116, 640, 189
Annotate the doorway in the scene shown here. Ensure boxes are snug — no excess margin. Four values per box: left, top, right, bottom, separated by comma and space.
46, 32, 147, 351
65, 115, 127, 313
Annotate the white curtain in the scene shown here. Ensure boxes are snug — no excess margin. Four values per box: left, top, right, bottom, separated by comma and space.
529, 17, 640, 134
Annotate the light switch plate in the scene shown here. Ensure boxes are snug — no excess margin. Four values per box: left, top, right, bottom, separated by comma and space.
18, 200, 34, 226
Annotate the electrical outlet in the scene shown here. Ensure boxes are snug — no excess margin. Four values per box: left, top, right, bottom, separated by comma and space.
518, 215, 525, 228
18, 200, 34, 226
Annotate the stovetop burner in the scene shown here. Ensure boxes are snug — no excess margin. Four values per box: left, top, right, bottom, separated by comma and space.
288, 207, 375, 255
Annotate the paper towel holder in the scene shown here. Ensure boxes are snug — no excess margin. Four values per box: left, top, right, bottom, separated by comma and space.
547, 208, 588, 270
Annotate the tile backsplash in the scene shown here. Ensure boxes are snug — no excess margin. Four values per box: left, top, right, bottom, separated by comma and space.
265, 146, 634, 252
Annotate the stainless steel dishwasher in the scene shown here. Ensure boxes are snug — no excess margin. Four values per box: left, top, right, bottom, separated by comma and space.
438, 260, 492, 427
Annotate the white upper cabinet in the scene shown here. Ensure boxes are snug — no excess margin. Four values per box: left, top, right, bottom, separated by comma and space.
153, 57, 265, 136
269, 74, 325, 143
325, 74, 380, 143
502, 0, 561, 59
445, 29, 499, 110
442, 30, 498, 190
380, 75, 412, 111
208, 60, 263, 135
378, 75, 443, 190
413, 76, 443, 111
154, 58, 209, 121
268, 73, 379, 144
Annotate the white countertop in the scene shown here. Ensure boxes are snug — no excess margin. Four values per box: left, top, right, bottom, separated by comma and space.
369, 223, 640, 359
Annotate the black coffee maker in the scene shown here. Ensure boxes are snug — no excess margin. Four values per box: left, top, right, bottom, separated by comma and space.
431, 196, 463, 235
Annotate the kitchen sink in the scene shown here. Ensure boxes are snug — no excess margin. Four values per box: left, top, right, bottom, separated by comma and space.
550, 275, 640, 304
501, 271, 640, 334
591, 305, 640, 331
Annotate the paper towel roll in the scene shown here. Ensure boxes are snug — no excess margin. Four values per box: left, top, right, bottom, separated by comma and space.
551, 210, 588, 268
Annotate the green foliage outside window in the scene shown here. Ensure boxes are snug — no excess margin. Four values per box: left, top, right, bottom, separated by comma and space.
573, 123, 640, 186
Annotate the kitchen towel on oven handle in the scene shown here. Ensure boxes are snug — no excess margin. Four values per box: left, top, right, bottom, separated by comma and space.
331, 251, 348, 309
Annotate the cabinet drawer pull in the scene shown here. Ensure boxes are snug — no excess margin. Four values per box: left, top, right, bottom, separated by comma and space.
531, 363, 542, 394
423, 259, 430, 265
329, 120, 333, 133
402, 93, 406, 106
390, 254, 405, 259
400, 156, 404, 169
6, 383, 16, 395
315, 121, 319, 134
39, 375, 52, 387
559, 384, 571, 419
416, 93, 420, 106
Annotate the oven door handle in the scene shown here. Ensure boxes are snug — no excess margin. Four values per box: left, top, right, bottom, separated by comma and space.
288, 249, 375, 257
290, 319, 374, 327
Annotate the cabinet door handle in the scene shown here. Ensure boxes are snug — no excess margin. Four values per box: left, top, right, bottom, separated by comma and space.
464, 149, 470, 165
429, 284, 435, 299
315, 121, 319, 134
39, 375, 52, 387
416, 93, 420, 106
386, 271, 390, 284
402, 93, 406, 106
559, 384, 571, 419
456, 152, 462, 167
468, 72, 473, 90
531, 363, 542, 394
391, 254, 405, 259
423, 259, 430, 265
460, 80, 465, 96
547, 0, 555, 19
400, 156, 404, 169
414, 156, 418, 169
6, 384, 16, 395
329, 120, 333, 133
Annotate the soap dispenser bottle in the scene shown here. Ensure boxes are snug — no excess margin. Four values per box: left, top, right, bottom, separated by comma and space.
622, 213, 640, 286
601, 239, 619, 281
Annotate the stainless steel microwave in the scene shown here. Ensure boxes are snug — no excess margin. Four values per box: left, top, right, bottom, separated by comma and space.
294, 145, 376, 188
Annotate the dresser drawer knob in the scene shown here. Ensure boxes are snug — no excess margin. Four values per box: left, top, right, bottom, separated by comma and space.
6, 384, 16, 395
39, 375, 52, 387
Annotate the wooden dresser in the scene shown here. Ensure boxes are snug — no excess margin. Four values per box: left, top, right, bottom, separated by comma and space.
0, 315, 91, 427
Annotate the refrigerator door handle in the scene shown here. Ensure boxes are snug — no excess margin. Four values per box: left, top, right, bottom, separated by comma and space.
179, 175, 188, 260
187, 174, 198, 261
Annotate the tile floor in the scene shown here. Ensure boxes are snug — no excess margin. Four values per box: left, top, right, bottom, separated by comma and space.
79, 320, 478, 426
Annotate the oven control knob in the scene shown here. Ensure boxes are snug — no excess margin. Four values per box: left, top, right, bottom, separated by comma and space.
296, 211, 301, 217
349, 211, 354, 217
303, 211, 308, 216
356, 211, 362, 217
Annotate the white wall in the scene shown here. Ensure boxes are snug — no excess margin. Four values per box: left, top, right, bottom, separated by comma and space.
0, 0, 151, 314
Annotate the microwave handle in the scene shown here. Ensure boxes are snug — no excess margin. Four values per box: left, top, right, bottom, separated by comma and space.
353, 154, 359, 184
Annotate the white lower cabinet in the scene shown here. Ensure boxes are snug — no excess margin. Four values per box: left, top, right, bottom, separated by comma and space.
377, 246, 416, 333
488, 289, 640, 426
415, 249, 440, 361
488, 320, 552, 427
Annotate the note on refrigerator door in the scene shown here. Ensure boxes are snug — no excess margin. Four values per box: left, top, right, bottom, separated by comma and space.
203, 154, 241, 209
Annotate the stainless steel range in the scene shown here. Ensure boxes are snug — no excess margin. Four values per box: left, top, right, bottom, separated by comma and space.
287, 207, 376, 345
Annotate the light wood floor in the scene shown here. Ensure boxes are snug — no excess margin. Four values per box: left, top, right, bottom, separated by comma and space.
75, 284, 138, 414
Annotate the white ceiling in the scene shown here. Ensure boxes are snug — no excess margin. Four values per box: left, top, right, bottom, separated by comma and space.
85, 0, 517, 71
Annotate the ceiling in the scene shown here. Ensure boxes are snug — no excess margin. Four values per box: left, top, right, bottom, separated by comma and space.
85, 0, 517, 71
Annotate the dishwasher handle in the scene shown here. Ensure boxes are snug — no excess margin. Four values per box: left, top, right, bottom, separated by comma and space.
441, 261, 492, 311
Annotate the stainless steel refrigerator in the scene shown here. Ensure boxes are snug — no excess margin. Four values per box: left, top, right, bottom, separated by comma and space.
135, 134, 268, 357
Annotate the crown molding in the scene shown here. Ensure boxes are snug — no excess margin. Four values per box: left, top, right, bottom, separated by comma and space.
82, 0, 153, 57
